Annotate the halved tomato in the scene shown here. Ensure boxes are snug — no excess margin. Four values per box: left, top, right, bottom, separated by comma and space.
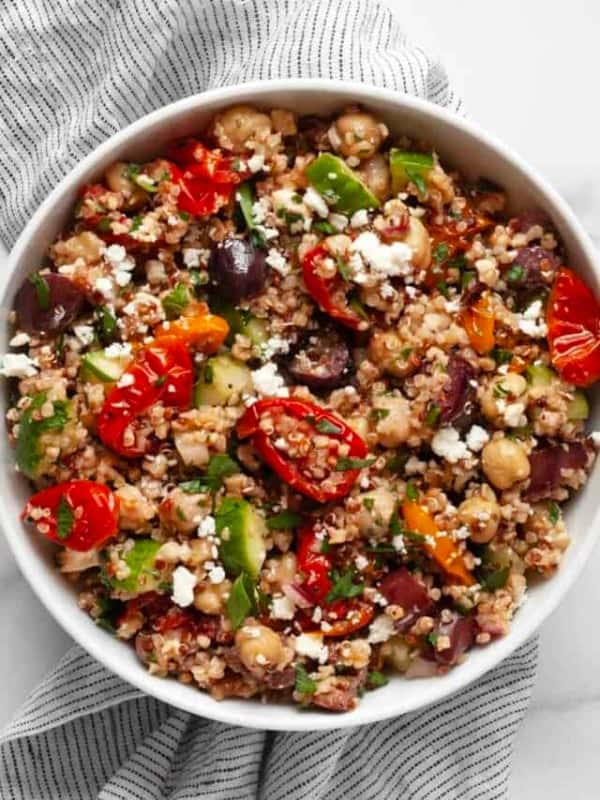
547, 267, 600, 387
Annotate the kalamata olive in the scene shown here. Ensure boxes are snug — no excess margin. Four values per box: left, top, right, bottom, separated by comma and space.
509, 209, 551, 234
526, 441, 589, 500
14, 273, 85, 335
508, 246, 560, 294
433, 612, 476, 666
439, 354, 477, 429
208, 237, 266, 304
379, 568, 436, 632
288, 327, 350, 391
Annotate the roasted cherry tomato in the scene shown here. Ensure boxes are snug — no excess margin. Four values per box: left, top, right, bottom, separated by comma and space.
23, 480, 119, 551
461, 291, 495, 355
155, 306, 229, 352
402, 497, 474, 586
547, 267, 600, 386
302, 244, 369, 332
76, 184, 148, 250
323, 601, 375, 638
166, 139, 247, 218
236, 398, 369, 503
296, 523, 332, 604
98, 336, 193, 457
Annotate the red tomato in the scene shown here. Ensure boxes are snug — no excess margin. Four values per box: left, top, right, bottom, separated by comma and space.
98, 336, 193, 458
23, 480, 119, 551
322, 602, 374, 638
547, 267, 600, 386
236, 398, 369, 503
297, 524, 332, 605
302, 244, 369, 332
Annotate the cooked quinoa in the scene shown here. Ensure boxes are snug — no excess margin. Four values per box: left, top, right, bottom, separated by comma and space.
5, 104, 598, 712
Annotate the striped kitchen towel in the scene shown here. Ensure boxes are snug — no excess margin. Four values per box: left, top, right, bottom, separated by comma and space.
0, 1, 536, 798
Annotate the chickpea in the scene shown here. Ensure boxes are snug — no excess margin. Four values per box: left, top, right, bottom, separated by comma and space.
330, 112, 386, 160
480, 373, 528, 423
263, 552, 297, 591
194, 579, 231, 615
481, 438, 531, 490
402, 217, 431, 269
270, 109, 297, 136
356, 487, 396, 537
52, 231, 105, 266
382, 635, 411, 673
213, 104, 272, 153
236, 623, 285, 671
457, 495, 501, 544
372, 394, 410, 447
104, 162, 147, 210
358, 154, 391, 202
115, 484, 156, 532
368, 330, 414, 378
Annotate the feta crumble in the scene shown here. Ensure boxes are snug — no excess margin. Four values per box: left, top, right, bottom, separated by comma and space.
350, 209, 369, 228
349, 231, 413, 282
172, 566, 197, 607
208, 565, 226, 585
328, 213, 348, 231
9, 332, 30, 347
431, 427, 469, 463
367, 614, 395, 644
271, 595, 295, 620
303, 186, 329, 218
247, 153, 266, 173
73, 324, 95, 346
265, 248, 290, 276
294, 633, 329, 663
104, 342, 132, 358
197, 516, 216, 537
251, 362, 289, 397
517, 299, 548, 338
466, 425, 490, 452
0, 353, 38, 378
182, 248, 206, 268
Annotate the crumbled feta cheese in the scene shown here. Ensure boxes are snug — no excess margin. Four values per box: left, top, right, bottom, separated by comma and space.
94, 277, 114, 299
251, 197, 270, 224
367, 614, 395, 644
261, 336, 291, 359
182, 248, 206, 268
303, 186, 329, 218
247, 153, 266, 173
455, 525, 471, 540
294, 633, 328, 663
355, 554, 369, 571
197, 516, 216, 537
9, 332, 30, 347
444, 297, 461, 313
104, 244, 127, 265
271, 595, 295, 620
350, 231, 413, 282
104, 342, 132, 358
115, 270, 131, 287
171, 566, 197, 607
517, 299, 548, 338
503, 402, 527, 428
265, 248, 290, 276
431, 427, 469, 463
208, 565, 225, 585
350, 209, 369, 228
392, 534, 406, 553
251, 362, 289, 397
255, 225, 279, 241
0, 353, 38, 378
466, 425, 490, 452
73, 324, 95, 346
328, 213, 348, 231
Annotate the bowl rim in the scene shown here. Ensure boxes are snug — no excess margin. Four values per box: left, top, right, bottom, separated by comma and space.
2, 77, 600, 731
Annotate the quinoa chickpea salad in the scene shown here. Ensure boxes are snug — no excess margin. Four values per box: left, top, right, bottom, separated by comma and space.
4, 103, 600, 713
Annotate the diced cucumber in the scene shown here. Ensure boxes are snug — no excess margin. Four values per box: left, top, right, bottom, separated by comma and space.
567, 390, 589, 421
194, 354, 252, 406
305, 153, 380, 215
216, 497, 267, 579
80, 348, 132, 383
389, 150, 434, 195
525, 363, 556, 387
105, 539, 162, 593
16, 392, 71, 479
210, 300, 268, 347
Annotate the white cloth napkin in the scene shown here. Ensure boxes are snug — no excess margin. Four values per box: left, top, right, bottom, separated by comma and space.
0, 1, 537, 798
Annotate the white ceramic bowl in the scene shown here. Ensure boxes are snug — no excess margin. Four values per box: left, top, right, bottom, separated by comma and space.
2, 79, 599, 731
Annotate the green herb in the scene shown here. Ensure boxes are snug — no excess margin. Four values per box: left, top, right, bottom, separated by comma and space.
291, 193, 303, 204
29, 273, 50, 311
266, 509, 303, 530
461, 270, 477, 292
54, 333, 65, 361
178, 211, 190, 221
437, 280, 450, 299
123, 163, 141, 179
94, 597, 124, 634
348, 295, 369, 321
320, 538, 331, 554
226, 572, 259, 630
56, 496, 74, 540
365, 543, 397, 554
506, 424, 532, 441
278, 209, 303, 226
130, 214, 143, 233
491, 347, 513, 366
325, 569, 364, 603
363, 497, 375, 511
336, 256, 351, 282
387, 450, 409, 475
433, 243, 449, 263
479, 566, 509, 592
95, 305, 117, 342
367, 671, 388, 689
175, 506, 187, 521
493, 382, 509, 398
447, 254, 467, 271
404, 530, 426, 543
162, 283, 190, 320
180, 454, 240, 495
313, 220, 337, 234
154, 375, 167, 388
389, 510, 403, 538
203, 363, 214, 384
231, 159, 242, 173
426, 632, 439, 647
157, 581, 172, 593
548, 502, 560, 525
405, 167, 427, 197
405, 482, 419, 502
506, 264, 525, 284
16, 393, 70, 479
335, 456, 376, 471
189, 270, 208, 295
250, 229, 267, 249
314, 418, 343, 435
96, 217, 113, 233
294, 664, 317, 695
425, 403, 441, 427
369, 408, 390, 422
400, 347, 413, 361
237, 183, 258, 232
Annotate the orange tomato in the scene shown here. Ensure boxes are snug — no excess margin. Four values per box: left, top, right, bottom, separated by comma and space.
461, 292, 495, 355
156, 311, 229, 353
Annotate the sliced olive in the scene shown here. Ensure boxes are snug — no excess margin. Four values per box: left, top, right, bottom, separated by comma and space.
15, 273, 85, 335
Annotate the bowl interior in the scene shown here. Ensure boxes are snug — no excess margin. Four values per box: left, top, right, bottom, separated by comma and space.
2, 80, 599, 731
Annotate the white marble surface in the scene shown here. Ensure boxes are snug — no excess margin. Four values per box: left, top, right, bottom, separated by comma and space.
1, 0, 599, 796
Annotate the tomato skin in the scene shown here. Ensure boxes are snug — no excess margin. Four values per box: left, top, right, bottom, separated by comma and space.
461, 291, 495, 355
322, 602, 374, 638
23, 480, 119, 551
302, 245, 368, 332
98, 336, 193, 458
548, 267, 600, 387
236, 398, 368, 503
297, 524, 332, 605
155, 309, 229, 352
